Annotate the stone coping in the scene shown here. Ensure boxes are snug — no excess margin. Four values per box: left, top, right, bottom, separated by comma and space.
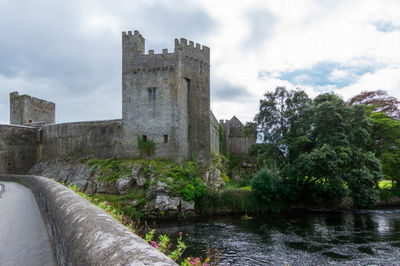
0, 174, 177, 266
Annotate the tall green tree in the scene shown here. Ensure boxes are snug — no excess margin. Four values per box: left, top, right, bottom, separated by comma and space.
254, 86, 311, 168
368, 111, 400, 186
253, 88, 382, 208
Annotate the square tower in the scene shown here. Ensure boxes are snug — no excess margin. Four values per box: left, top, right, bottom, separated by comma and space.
10, 92, 55, 125
121, 31, 210, 162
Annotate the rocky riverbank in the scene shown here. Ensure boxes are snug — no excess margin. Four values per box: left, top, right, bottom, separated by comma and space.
28, 158, 226, 218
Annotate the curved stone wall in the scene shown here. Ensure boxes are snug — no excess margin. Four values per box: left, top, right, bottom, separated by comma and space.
0, 174, 176, 266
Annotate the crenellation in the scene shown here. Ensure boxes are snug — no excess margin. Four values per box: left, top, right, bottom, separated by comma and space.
180, 38, 187, 45
2, 30, 219, 173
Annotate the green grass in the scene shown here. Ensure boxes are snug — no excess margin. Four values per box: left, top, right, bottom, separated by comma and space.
379, 179, 393, 189
86, 157, 206, 202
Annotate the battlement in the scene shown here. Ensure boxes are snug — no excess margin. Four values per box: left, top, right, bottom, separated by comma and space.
122, 30, 145, 53
174, 38, 210, 56
10, 92, 55, 107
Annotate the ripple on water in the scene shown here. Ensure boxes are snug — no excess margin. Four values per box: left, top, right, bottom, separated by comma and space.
155, 209, 400, 265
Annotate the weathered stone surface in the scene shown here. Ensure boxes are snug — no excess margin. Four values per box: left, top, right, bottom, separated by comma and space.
132, 166, 146, 187
181, 200, 195, 212
116, 177, 133, 194
29, 160, 196, 217
146, 181, 171, 199
144, 179, 195, 217
204, 167, 225, 191
10, 91, 55, 125
97, 180, 118, 194
0, 174, 177, 265
0, 125, 37, 175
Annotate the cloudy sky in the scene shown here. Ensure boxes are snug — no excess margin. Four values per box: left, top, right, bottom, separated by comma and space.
1, 0, 400, 124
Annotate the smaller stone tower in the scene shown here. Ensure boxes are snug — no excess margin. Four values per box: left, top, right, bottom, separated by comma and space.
10, 91, 55, 126
220, 116, 256, 155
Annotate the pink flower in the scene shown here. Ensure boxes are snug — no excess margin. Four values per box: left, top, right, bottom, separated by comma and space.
150, 241, 159, 249
202, 264, 208, 266
179, 232, 183, 235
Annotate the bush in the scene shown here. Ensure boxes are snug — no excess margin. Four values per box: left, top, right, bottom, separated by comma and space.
137, 136, 155, 157
251, 169, 283, 212
196, 188, 262, 215
251, 169, 279, 203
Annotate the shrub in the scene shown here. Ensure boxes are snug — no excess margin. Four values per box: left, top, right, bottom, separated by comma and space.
196, 188, 262, 215
137, 136, 155, 157
251, 168, 283, 212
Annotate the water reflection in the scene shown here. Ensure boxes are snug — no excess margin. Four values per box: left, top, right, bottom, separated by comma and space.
155, 209, 400, 265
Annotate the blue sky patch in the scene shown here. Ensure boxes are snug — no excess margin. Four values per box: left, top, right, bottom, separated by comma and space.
374, 20, 400, 32
259, 61, 378, 90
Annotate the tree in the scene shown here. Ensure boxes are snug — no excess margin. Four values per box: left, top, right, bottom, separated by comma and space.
348, 90, 400, 120
254, 86, 312, 167
254, 88, 382, 208
368, 112, 400, 186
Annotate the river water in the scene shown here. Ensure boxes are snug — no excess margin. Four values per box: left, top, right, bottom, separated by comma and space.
156, 209, 400, 265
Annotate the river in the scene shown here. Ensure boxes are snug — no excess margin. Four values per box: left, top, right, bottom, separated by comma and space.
156, 209, 400, 265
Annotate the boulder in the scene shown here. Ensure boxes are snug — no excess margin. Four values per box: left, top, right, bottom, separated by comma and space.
68, 164, 92, 191
97, 180, 118, 194
116, 177, 133, 194
131, 166, 146, 187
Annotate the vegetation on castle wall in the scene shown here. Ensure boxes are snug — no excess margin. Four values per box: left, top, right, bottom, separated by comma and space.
218, 124, 224, 154
137, 136, 155, 157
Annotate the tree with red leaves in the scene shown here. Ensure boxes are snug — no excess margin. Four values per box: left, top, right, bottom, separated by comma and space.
348, 90, 400, 120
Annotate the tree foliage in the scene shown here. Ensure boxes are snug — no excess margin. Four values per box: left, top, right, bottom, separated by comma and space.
253, 87, 382, 208
348, 90, 400, 120
368, 111, 400, 186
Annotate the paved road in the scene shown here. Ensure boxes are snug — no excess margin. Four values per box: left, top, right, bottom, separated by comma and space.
0, 181, 55, 266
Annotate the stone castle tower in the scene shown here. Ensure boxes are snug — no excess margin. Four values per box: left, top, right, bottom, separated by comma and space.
121, 30, 211, 162
1, 30, 228, 174
10, 91, 55, 126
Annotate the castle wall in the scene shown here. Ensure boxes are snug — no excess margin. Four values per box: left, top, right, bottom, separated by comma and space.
210, 111, 220, 154
0, 124, 37, 174
226, 135, 255, 155
10, 92, 55, 125
122, 54, 187, 161
221, 118, 256, 156
39, 119, 123, 161
175, 38, 211, 162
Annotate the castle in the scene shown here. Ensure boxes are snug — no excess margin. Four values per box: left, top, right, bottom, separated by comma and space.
0, 31, 255, 174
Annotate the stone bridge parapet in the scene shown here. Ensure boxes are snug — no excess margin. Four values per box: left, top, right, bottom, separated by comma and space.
0, 174, 176, 266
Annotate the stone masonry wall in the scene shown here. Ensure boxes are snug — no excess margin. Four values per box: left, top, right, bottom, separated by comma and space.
121, 31, 211, 162
0, 174, 176, 265
10, 91, 55, 125
122, 31, 188, 161
210, 111, 220, 154
39, 119, 123, 161
221, 117, 256, 156
0, 125, 37, 174
176, 38, 211, 162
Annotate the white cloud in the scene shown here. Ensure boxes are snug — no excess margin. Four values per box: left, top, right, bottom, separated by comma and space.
336, 66, 400, 100
1, 0, 400, 126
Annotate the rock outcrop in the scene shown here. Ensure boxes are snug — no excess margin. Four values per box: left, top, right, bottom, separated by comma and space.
28, 160, 195, 218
